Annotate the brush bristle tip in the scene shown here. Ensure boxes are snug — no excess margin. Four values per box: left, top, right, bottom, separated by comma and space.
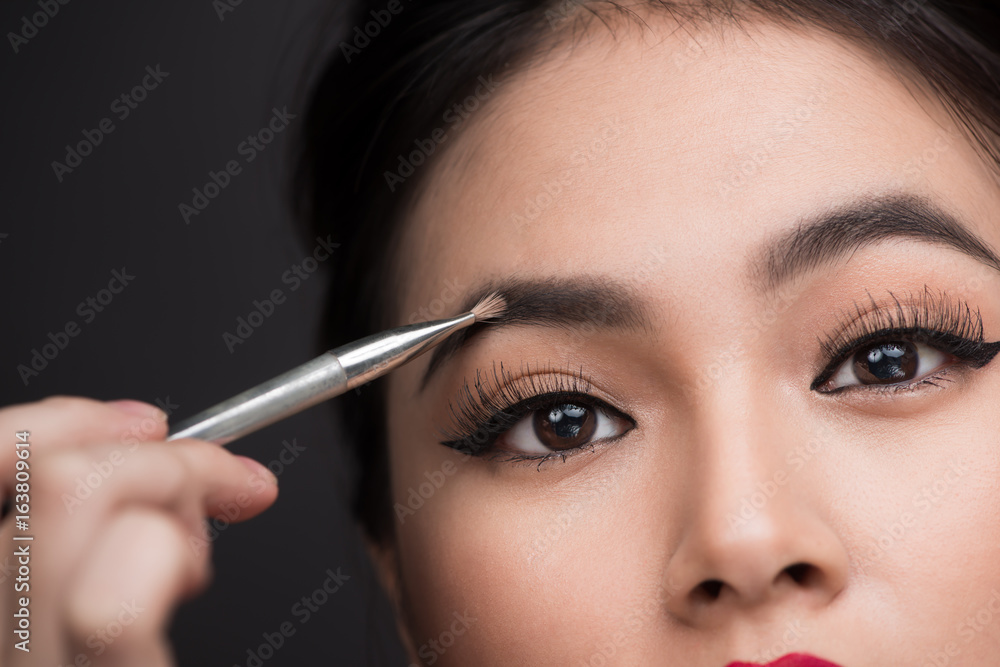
470, 292, 506, 322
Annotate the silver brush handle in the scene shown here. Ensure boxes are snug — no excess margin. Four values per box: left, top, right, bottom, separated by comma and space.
167, 353, 347, 445
166, 312, 474, 446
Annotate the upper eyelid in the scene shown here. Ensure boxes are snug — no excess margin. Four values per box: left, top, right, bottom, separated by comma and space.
440, 384, 630, 445
494, 391, 633, 424
441, 363, 593, 433
819, 288, 985, 359
811, 330, 999, 393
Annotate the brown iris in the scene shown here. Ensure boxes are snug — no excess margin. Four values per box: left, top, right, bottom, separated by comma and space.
532, 403, 596, 450
852, 341, 918, 384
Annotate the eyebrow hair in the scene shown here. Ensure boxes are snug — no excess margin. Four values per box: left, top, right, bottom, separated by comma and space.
755, 193, 1000, 292
417, 277, 652, 391
417, 193, 1000, 392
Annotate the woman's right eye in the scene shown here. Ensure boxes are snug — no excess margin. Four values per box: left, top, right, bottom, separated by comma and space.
494, 398, 633, 457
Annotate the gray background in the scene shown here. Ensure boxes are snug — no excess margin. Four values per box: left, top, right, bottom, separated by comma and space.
0, 1, 406, 664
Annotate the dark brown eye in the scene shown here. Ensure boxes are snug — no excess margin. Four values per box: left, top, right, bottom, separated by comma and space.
495, 397, 632, 457
532, 404, 596, 450
852, 341, 918, 384
820, 337, 952, 392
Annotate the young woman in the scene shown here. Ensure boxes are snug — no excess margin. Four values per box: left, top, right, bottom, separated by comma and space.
4, 1, 1000, 665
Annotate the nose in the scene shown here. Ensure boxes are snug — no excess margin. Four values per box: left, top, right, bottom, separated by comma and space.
663, 396, 849, 627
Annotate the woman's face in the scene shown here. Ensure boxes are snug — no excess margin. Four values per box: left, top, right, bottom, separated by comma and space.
380, 13, 1000, 666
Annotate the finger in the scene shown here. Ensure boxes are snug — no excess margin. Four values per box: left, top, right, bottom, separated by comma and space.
0, 511, 63, 666
28, 440, 277, 613
170, 439, 279, 520
0, 396, 167, 496
32, 440, 278, 567
64, 509, 207, 667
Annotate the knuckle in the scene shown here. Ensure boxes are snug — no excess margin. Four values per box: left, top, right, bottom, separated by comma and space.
146, 449, 190, 498
34, 450, 90, 498
66, 513, 195, 646
39, 395, 103, 419
176, 439, 237, 479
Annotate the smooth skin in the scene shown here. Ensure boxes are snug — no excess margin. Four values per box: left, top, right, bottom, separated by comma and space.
379, 8, 1000, 667
6, 7, 1000, 667
0, 397, 278, 666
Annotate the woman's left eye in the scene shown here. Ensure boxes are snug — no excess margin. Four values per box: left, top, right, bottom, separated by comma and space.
498, 400, 633, 456
820, 339, 951, 391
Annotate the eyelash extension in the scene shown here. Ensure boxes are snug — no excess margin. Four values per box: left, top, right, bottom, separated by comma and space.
439, 361, 626, 465
811, 286, 1000, 392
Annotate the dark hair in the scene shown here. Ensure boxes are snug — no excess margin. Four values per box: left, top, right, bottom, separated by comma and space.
293, 0, 1000, 544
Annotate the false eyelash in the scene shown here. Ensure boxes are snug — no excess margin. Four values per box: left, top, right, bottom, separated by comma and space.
812, 286, 1000, 391
438, 361, 597, 459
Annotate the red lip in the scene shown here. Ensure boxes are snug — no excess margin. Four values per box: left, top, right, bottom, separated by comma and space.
725, 653, 843, 667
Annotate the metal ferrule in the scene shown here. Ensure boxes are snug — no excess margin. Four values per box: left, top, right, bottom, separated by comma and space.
334, 311, 474, 390
167, 311, 474, 445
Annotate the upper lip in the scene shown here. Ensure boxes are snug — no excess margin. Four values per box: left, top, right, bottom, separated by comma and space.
725, 653, 844, 667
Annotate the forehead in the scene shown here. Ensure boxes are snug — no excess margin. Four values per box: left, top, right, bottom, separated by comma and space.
393, 14, 998, 314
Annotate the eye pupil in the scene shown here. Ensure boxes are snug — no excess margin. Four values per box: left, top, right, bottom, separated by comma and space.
534, 403, 596, 450
854, 341, 918, 383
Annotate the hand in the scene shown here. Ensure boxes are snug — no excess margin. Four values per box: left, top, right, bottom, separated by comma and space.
0, 396, 279, 667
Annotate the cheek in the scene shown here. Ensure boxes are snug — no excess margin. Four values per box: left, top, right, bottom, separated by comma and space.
839, 389, 1000, 639
392, 461, 670, 664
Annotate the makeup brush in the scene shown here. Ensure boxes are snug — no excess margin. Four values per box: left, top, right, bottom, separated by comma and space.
167, 292, 506, 445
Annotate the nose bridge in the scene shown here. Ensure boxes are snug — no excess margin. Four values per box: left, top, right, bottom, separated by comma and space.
664, 371, 849, 623
685, 378, 797, 554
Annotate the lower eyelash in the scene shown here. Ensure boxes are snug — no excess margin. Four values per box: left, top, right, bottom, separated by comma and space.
812, 287, 1000, 392
480, 442, 602, 470
845, 367, 958, 396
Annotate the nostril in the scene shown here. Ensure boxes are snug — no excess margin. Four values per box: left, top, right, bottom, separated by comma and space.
783, 562, 815, 585
694, 578, 725, 601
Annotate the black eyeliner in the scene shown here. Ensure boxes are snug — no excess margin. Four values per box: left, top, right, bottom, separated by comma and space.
438, 362, 634, 461
811, 328, 1000, 391
811, 287, 1000, 392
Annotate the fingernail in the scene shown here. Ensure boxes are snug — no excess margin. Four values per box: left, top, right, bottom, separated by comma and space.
105, 399, 165, 420
238, 456, 278, 487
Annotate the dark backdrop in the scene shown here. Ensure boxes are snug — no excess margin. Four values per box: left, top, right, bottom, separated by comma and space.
0, 1, 406, 665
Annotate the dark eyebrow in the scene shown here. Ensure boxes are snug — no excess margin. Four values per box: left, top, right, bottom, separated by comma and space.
417, 277, 652, 391
755, 193, 1000, 292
